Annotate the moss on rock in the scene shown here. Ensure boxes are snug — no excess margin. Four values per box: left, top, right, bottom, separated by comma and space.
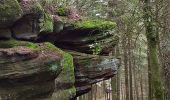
61, 53, 75, 84
0, 39, 38, 49
53, 51, 76, 100
39, 13, 54, 33
0, 0, 22, 28
73, 19, 116, 31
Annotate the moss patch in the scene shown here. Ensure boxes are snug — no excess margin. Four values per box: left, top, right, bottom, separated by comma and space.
61, 53, 75, 83
39, 12, 53, 33
73, 19, 116, 31
0, 40, 38, 49
54, 51, 76, 100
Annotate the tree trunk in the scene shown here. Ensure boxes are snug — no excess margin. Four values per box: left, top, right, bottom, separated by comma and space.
143, 0, 164, 99
111, 77, 117, 100
162, 0, 170, 100
128, 35, 133, 100
123, 34, 129, 100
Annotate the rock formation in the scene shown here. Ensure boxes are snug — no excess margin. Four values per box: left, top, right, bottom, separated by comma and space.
0, 0, 119, 100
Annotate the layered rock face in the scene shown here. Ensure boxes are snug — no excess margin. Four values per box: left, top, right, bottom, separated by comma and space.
69, 51, 119, 98
0, 0, 119, 100
0, 41, 63, 100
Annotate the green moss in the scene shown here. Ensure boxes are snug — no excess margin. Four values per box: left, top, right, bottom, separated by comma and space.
61, 53, 75, 83
44, 42, 64, 54
73, 19, 116, 31
39, 12, 54, 33
25, 42, 38, 49
0, 0, 22, 28
54, 51, 76, 99
0, 40, 38, 49
43, 42, 75, 84
43, 43, 75, 76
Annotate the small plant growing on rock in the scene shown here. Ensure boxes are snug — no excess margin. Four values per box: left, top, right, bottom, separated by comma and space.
89, 42, 102, 55
57, 6, 68, 16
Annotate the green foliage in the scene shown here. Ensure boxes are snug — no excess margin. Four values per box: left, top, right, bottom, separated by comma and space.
74, 19, 116, 31
57, 6, 68, 16
90, 42, 102, 55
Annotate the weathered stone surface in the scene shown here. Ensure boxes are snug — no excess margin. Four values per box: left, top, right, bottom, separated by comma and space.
68, 51, 120, 98
0, 0, 22, 28
12, 14, 40, 41
0, 41, 69, 100
10, 1, 53, 41
38, 28, 118, 55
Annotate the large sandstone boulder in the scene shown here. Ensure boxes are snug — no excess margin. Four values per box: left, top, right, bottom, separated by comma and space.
0, 40, 75, 100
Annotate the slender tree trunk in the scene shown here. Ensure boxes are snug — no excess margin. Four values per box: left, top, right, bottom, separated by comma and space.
123, 34, 129, 100
117, 69, 121, 100
133, 63, 139, 100
128, 35, 133, 100
111, 77, 117, 100
140, 73, 144, 100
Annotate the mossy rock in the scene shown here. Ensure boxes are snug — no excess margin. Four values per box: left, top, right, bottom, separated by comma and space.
0, 39, 38, 49
73, 19, 116, 31
39, 12, 54, 33
0, 29, 11, 39
0, 0, 23, 28
53, 51, 76, 100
